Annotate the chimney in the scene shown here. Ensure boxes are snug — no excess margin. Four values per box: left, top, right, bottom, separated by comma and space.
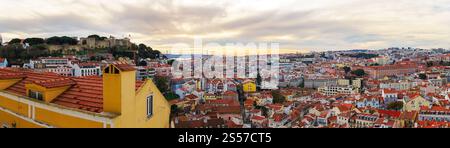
102, 64, 136, 114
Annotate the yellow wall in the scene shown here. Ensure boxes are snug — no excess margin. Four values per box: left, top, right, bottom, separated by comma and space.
0, 79, 22, 90
338, 79, 350, 86
0, 95, 29, 116
130, 79, 170, 128
243, 82, 256, 93
405, 96, 430, 112
0, 92, 109, 128
109, 70, 137, 128
34, 108, 104, 128
25, 84, 70, 103
103, 72, 123, 114
0, 109, 43, 128
111, 74, 170, 128
0, 64, 171, 128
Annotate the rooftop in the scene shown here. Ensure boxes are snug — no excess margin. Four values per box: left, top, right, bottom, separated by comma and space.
0, 68, 144, 113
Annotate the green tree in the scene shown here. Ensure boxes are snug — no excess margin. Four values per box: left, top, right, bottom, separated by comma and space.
8, 38, 22, 45
427, 62, 434, 67
87, 34, 107, 41
271, 90, 286, 104
167, 59, 175, 66
419, 73, 427, 80
256, 72, 262, 86
154, 76, 170, 93
46, 36, 78, 45
343, 66, 351, 74
351, 69, 366, 77
345, 53, 379, 59
171, 104, 179, 115
137, 43, 160, 59
23, 38, 45, 46
387, 102, 404, 111
164, 92, 180, 101
299, 81, 305, 88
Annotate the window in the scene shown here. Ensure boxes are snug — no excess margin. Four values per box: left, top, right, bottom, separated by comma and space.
28, 90, 43, 101
146, 95, 153, 118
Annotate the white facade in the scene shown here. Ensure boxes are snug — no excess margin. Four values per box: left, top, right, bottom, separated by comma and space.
318, 85, 359, 96
72, 63, 101, 77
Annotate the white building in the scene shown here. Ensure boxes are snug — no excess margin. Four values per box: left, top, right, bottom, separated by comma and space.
72, 63, 101, 77
136, 66, 155, 80
318, 85, 359, 96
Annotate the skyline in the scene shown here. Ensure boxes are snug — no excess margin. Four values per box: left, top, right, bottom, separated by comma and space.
0, 0, 449, 52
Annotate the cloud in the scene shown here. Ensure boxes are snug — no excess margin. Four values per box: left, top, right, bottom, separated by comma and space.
0, 0, 449, 51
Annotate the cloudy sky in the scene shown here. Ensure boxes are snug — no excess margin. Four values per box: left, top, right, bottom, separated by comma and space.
0, 0, 449, 52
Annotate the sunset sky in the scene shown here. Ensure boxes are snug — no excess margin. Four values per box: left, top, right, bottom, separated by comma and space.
0, 0, 449, 52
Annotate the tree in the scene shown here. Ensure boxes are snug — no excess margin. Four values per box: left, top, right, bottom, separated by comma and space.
137, 43, 160, 59
256, 72, 262, 86
167, 59, 175, 66
351, 69, 366, 77
138, 60, 148, 66
8, 38, 22, 45
46, 36, 78, 45
23, 38, 45, 46
171, 104, 179, 115
299, 80, 305, 88
87, 34, 106, 41
419, 73, 427, 80
345, 53, 378, 59
271, 90, 286, 104
154, 76, 170, 93
427, 61, 434, 67
387, 102, 404, 111
343, 66, 351, 74
164, 92, 180, 101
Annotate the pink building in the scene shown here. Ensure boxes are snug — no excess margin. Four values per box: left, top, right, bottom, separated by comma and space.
366, 63, 418, 79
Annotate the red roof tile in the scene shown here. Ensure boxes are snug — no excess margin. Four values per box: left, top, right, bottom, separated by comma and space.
114, 64, 136, 71
0, 73, 26, 79
1, 68, 146, 113
377, 109, 401, 118
31, 78, 75, 88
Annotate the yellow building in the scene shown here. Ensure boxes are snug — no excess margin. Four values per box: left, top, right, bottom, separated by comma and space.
404, 94, 430, 112
242, 80, 256, 93
0, 64, 170, 128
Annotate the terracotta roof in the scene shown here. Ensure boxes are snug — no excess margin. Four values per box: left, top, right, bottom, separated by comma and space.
251, 115, 266, 121
223, 90, 237, 96
0, 73, 26, 80
215, 106, 241, 114
52, 77, 145, 113
417, 121, 450, 128
1, 69, 64, 95
1, 68, 145, 113
185, 94, 198, 100
377, 109, 401, 118
114, 64, 136, 71
273, 113, 286, 122
399, 111, 418, 120
78, 62, 99, 67
175, 118, 226, 128
52, 77, 104, 113
31, 78, 75, 88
